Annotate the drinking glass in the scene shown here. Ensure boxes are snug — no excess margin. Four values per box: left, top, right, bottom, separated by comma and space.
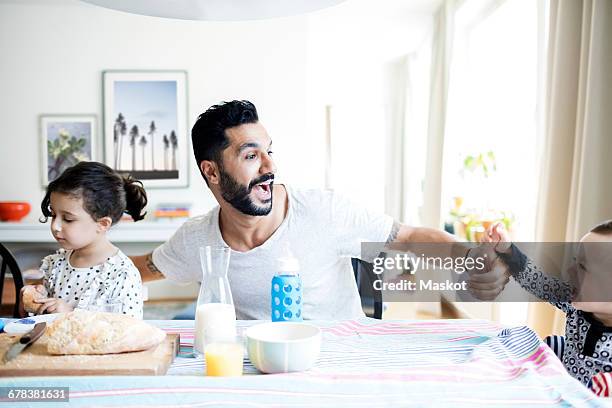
194, 246, 236, 356
204, 333, 243, 377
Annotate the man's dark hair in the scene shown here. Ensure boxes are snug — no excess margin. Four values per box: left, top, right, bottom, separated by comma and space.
591, 220, 612, 234
191, 100, 259, 182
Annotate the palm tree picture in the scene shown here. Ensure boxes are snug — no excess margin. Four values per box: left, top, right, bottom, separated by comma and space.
163, 134, 169, 170
105, 72, 186, 186
113, 113, 126, 169
148, 120, 156, 170
129, 124, 138, 171
170, 130, 178, 171
139, 134, 147, 170
120, 120, 178, 175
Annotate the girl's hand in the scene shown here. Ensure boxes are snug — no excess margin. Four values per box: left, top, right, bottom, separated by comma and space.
21, 284, 47, 296
35, 297, 74, 314
482, 222, 512, 253
20, 284, 47, 299
20, 284, 49, 315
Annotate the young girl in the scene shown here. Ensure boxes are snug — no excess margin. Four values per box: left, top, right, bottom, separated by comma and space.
483, 220, 612, 386
20, 161, 147, 319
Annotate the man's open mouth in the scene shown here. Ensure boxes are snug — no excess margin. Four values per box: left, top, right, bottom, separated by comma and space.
253, 180, 273, 200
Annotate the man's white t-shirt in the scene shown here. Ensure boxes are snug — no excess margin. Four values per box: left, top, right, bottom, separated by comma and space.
153, 185, 394, 320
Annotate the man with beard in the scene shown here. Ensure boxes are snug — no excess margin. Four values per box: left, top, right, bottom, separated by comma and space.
131, 100, 509, 319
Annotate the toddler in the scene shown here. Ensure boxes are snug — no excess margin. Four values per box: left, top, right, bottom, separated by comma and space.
484, 220, 612, 386
20, 161, 147, 319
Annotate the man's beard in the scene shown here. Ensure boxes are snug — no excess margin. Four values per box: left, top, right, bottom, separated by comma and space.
219, 170, 274, 216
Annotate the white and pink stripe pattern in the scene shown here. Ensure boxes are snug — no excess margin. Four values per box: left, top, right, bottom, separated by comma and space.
0, 318, 605, 407
591, 372, 612, 397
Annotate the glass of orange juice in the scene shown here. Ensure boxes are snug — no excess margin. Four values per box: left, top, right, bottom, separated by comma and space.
204, 339, 244, 377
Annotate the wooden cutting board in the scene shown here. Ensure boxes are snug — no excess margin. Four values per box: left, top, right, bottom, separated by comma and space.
0, 332, 180, 376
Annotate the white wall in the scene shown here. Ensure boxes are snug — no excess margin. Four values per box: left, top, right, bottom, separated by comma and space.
0, 0, 437, 220
0, 0, 311, 220
305, 0, 435, 212
0, 0, 436, 305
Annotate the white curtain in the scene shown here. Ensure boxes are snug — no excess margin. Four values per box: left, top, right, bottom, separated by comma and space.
383, 55, 409, 222
420, 1, 456, 229
384, 0, 457, 228
529, 0, 612, 337
381, 1, 459, 319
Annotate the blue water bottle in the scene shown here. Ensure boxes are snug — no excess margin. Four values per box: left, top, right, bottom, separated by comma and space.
271, 250, 302, 322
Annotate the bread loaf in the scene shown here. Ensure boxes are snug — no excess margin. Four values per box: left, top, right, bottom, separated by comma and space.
46, 309, 166, 355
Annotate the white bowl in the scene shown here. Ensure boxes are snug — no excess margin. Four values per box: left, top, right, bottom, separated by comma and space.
246, 322, 321, 373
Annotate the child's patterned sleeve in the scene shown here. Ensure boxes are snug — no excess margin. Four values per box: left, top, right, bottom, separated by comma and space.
499, 244, 573, 312
108, 266, 144, 319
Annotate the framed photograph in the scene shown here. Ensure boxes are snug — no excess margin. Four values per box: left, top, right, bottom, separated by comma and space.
40, 115, 96, 185
103, 70, 189, 188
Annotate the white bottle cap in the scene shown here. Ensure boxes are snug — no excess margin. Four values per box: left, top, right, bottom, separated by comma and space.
277, 243, 300, 274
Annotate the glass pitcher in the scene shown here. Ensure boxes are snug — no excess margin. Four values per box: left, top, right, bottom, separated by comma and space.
194, 246, 237, 356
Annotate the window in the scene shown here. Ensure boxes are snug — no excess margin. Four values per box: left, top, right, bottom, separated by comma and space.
441, 0, 541, 242
441, 0, 545, 325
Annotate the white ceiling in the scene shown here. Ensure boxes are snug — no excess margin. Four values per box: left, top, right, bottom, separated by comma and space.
7, 0, 444, 20
72, 0, 444, 21
79, 0, 348, 21
327, 0, 444, 17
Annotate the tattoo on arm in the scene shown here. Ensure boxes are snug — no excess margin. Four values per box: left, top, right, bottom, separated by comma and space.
386, 221, 401, 243
145, 253, 165, 278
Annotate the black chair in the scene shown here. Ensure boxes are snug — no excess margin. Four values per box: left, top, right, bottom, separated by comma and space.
0, 243, 24, 318
352, 258, 383, 319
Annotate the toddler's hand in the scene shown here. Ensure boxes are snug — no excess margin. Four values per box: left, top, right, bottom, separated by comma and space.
35, 297, 74, 314
482, 222, 512, 254
20, 284, 46, 298
20, 284, 49, 315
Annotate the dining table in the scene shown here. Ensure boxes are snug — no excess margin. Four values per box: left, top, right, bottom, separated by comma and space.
0, 317, 606, 407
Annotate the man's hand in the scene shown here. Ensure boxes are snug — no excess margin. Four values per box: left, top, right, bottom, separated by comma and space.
464, 225, 513, 300
34, 297, 74, 314
466, 258, 511, 300
387, 221, 511, 300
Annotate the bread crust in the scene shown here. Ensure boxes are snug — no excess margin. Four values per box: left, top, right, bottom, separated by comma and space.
46, 310, 166, 355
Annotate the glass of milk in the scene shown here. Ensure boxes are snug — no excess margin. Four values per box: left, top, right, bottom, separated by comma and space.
194, 246, 236, 356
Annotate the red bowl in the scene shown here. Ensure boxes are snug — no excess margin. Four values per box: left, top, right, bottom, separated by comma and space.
0, 202, 31, 222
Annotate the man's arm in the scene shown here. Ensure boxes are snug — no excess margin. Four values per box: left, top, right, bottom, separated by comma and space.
130, 253, 167, 283
389, 222, 456, 244
388, 221, 466, 258
388, 221, 510, 300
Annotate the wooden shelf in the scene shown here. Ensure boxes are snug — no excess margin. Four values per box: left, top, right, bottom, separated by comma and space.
0, 221, 183, 243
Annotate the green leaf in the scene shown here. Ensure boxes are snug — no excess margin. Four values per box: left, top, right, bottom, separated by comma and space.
464, 156, 475, 170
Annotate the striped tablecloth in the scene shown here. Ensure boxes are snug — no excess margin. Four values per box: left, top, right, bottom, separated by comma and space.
1, 318, 607, 407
